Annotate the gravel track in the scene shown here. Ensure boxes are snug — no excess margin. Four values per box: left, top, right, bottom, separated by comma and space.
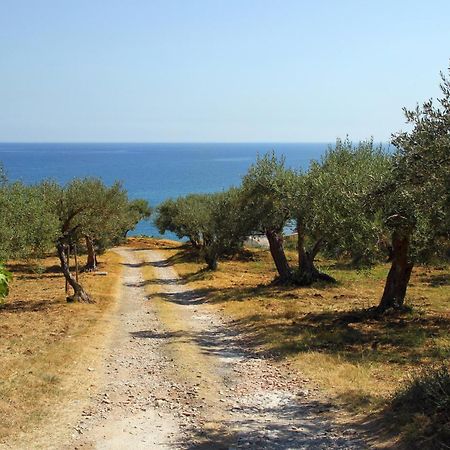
69, 248, 367, 450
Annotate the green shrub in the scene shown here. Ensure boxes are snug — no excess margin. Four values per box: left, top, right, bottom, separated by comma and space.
391, 364, 450, 448
0, 265, 12, 303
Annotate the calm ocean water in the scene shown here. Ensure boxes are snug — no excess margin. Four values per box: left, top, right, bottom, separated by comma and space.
0, 143, 329, 238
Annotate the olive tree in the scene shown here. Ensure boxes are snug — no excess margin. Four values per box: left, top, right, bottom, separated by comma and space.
0, 170, 148, 303
79, 181, 131, 270
156, 189, 250, 270
200, 188, 250, 270
241, 152, 295, 283
155, 194, 208, 249
0, 179, 93, 302
29, 179, 94, 302
48, 178, 148, 301
91, 197, 151, 265
375, 68, 450, 311
0, 179, 59, 302
292, 139, 391, 284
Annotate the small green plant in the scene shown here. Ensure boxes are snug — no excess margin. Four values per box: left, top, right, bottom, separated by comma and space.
0, 264, 12, 303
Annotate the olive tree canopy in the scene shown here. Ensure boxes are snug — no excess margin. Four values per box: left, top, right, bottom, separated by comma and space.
292, 139, 391, 284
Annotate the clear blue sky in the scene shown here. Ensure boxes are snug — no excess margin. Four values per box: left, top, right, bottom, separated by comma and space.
1, 0, 449, 142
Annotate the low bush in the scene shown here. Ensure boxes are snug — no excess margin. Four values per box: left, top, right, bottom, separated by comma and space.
390, 364, 450, 448
0, 264, 12, 302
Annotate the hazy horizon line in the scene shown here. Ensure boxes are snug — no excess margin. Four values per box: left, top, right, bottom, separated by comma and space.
0, 139, 389, 145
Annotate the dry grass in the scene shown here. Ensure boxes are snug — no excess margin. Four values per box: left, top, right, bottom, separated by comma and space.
0, 250, 122, 447
137, 238, 449, 445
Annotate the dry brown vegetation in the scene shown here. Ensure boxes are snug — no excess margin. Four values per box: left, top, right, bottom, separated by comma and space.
133, 238, 449, 446
1, 237, 447, 447
0, 250, 122, 447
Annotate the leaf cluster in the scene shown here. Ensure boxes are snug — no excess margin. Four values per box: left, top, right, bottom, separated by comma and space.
156, 188, 251, 268
241, 151, 296, 234
0, 176, 150, 261
0, 181, 59, 260
298, 138, 392, 264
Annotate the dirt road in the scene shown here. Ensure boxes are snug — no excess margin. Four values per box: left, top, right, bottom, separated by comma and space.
70, 248, 366, 449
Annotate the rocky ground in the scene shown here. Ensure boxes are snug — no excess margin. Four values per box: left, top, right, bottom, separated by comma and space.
69, 247, 367, 449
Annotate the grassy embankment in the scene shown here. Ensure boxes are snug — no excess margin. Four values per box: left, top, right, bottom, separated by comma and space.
0, 251, 122, 447
132, 237, 449, 447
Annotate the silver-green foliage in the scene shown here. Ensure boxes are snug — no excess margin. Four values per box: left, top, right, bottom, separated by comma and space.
155, 189, 250, 268
155, 194, 204, 246
0, 265, 12, 302
201, 188, 251, 265
382, 67, 450, 262
298, 138, 392, 264
49, 177, 149, 246
241, 151, 296, 234
0, 181, 59, 261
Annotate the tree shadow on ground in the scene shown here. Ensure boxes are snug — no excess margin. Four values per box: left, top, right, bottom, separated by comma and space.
121, 261, 152, 269
164, 247, 202, 264
130, 330, 185, 340
7, 262, 63, 276
131, 327, 246, 363
130, 328, 366, 448
146, 288, 211, 306
166, 282, 333, 306
145, 252, 450, 367
0, 298, 60, 313
163, 247, 260, 270
151, 266, 450, 366
176, 402, 364, 450
419, 272, 449, 287
120, 256, 209, 280
230, 308, 450, 365
6, 262, 48, 274
15, 273, 63, 281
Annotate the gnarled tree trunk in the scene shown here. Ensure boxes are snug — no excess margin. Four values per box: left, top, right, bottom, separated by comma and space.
57, 242, 94, 303
377, 230, 413, 312
297, 230, 336, 285
84, 235, 97, 271
266, 230, 292, 283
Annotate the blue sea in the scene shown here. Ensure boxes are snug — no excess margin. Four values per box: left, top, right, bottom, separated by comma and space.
0, 143, 329, 238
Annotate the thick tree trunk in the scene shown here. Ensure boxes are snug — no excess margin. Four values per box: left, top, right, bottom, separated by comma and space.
84, 235, 97, 271
266, 230, 292, 283
204, 251, 218, 271
297, 231, 336, 285
378, 230, 413, 312
57, 242, 94, 303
